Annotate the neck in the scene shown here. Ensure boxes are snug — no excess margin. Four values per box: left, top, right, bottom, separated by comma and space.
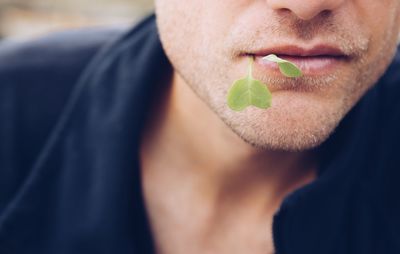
140, 71, 318, 214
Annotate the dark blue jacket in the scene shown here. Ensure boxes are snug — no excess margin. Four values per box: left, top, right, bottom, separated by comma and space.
0, 15, 399, 254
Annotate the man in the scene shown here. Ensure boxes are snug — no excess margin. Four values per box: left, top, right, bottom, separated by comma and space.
0, 0, 399, 253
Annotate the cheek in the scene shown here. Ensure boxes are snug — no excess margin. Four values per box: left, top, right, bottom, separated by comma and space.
155, 1, 224, 64
356, 0, 400, 54
179, 1, 249, 57
155, 1, 242, 96
155, 1, 209, 92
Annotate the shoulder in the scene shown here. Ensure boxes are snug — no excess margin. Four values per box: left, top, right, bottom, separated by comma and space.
0, 26, 127, 110
0, 26, 126, 93
0, 26, 127, 136
0, 26, 127, 207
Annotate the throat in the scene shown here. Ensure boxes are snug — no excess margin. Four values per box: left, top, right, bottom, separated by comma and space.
141, 165, 279, 254
138, 70, 318, 254
140, 146, 317, 254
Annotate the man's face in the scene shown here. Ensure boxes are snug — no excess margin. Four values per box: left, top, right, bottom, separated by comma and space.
155, 0, 400, 151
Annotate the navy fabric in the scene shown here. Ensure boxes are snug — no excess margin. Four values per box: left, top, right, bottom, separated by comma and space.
0, 14, 399, 254
0, 26, 126, 214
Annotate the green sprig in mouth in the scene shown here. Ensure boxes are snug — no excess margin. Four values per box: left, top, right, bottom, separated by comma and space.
227, 54, 302, 111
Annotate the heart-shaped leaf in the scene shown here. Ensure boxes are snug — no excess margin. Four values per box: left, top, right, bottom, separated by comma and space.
226, 55, 303, 111
263, 54, 302, 78
227, 57, 272, 111
227, 76, 272, 111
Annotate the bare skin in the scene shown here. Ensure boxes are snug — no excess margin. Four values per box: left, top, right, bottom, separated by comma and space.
140, 73, 317, 254
140, 0, 400, 253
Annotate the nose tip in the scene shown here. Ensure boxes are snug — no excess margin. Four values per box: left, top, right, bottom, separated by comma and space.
266, 0, 345, 20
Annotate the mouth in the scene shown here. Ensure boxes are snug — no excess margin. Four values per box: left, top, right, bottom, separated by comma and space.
248, 44, 350, 76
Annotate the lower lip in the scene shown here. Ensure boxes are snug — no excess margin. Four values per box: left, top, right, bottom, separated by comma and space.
254, 55, 346, 76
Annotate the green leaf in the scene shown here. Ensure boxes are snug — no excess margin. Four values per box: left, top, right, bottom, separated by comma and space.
227, 74, 272, 111
226, 54, 303, 111
263, 54, 302, 78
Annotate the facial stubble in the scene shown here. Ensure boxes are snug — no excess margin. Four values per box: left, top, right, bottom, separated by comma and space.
157, 9, 398, 152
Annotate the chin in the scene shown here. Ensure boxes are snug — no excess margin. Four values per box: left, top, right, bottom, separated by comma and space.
239, 127, 333, 152
235, 116, 337, 152
222, 93, 347, 152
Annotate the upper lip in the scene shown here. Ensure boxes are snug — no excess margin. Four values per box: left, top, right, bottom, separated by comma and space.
250, 44, 347, 57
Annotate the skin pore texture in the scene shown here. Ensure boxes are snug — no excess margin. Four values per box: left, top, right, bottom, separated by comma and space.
140, 0, 400, 253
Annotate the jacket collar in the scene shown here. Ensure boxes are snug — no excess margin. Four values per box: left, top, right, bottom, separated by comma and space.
0, 15, 169, 253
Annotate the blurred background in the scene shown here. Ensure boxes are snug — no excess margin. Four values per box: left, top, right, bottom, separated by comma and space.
0, 0, 154, 39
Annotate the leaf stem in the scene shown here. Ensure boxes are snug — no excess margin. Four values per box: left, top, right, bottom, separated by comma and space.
248, 55, 254, 79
